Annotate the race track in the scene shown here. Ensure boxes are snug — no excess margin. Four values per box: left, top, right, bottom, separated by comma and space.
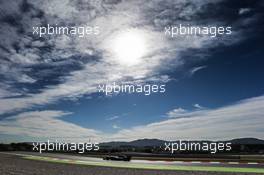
1, 152, 264, 174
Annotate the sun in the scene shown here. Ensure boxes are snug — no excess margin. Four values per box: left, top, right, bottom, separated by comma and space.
111, 30, 147, 66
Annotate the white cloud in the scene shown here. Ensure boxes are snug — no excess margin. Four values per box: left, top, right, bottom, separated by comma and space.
193, 104, 204, 109
0, 110, 103, 142
106, 115, 119, 121
239, 8, 251, 15
189, 66, 207, 76
112, 124, 120, 129
0, 0, 262, 143
1, 95, 264, 142
0, 0, 254, 115
17, 74, 36, 84
109, 95, 264, 141
167, 108, 187, 118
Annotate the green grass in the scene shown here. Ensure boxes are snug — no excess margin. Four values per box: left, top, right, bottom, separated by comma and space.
24, 155, 264, 174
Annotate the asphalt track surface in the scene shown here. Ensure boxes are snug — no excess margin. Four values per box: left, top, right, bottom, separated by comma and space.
1, 152, 264, 174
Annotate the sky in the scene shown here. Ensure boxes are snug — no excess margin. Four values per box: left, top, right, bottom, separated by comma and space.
0, 0, 263, 143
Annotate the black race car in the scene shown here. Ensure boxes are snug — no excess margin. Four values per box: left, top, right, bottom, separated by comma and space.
103, 155, 131, 161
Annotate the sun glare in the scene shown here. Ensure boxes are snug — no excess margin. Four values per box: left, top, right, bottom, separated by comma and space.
111, 30, 147, 66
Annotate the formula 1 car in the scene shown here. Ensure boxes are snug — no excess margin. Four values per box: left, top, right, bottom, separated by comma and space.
103, 155, 131, 161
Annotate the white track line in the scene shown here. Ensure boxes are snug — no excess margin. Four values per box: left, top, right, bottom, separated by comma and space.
228, 162, 239, 164
209, 161, 220, 164
247, 162, 259, 165
191, 161, 202, 164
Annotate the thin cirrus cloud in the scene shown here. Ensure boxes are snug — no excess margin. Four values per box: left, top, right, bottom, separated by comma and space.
106, 116, 120, 121
0, 0, 250, 115
189, 66, 207, 76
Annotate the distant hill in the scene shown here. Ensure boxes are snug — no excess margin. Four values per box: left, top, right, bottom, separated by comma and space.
129, 139, 165, 147
229, 138, 264, 145
100, 141, 128, 147
100, 139, 165, 147
100, 138, 264, 147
